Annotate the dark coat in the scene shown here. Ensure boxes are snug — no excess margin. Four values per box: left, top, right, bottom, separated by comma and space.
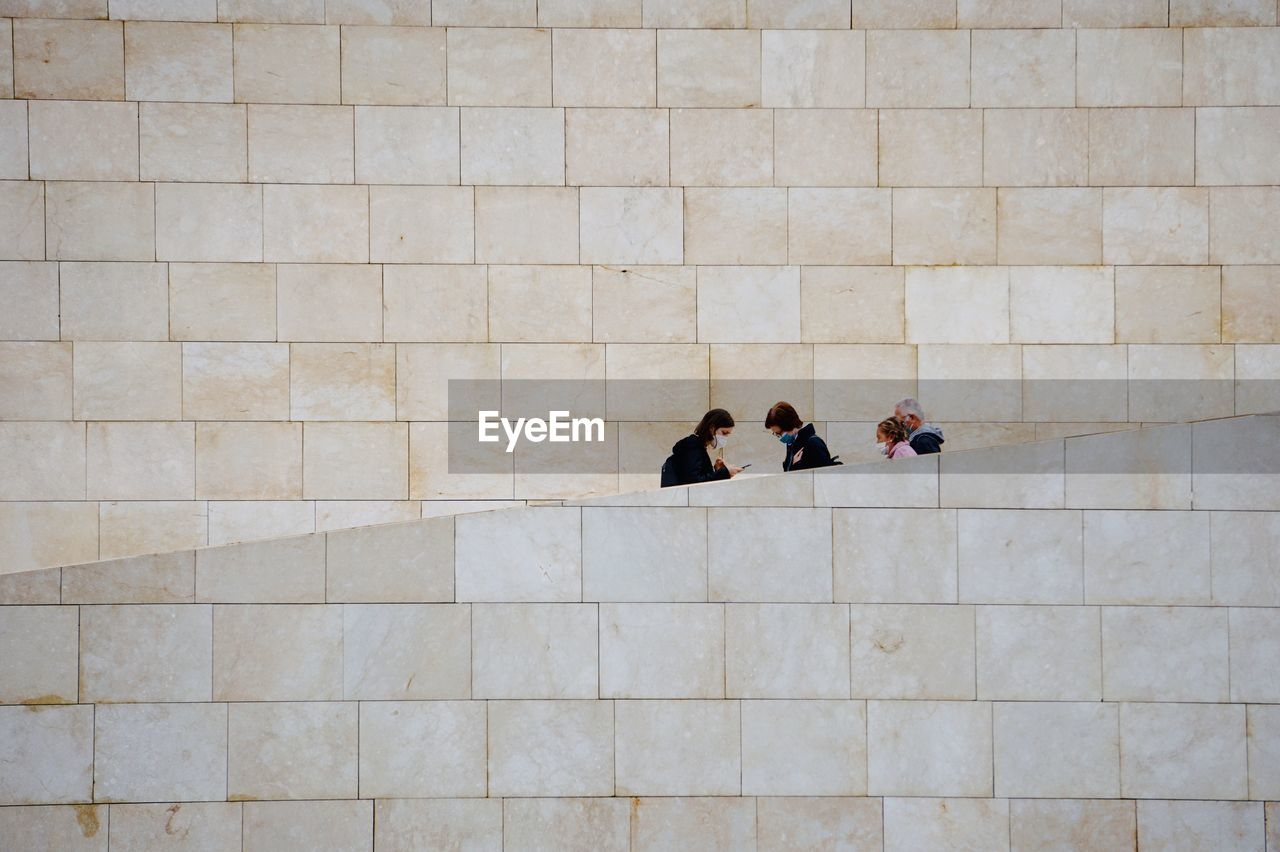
664, 434, 732, 486
908, 424, 945, 455
783, 423, 838, 471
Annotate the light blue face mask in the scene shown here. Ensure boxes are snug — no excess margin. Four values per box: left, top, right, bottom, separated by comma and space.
779, 432, 797, 445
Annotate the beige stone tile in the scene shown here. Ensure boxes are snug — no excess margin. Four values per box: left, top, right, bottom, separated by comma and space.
341, 25, 443, 105
73, 341, 178, 420
708, 341, 813, 429
553, 28, 654, 108
0, 340, 70, 419
182, 342, 288, 420
984, 108, 1088, 186
774, 108, 877, 187
592, 266, 696, 343
789, 188, 891, 265
658, 29, 759, 108
582, 506, 707, 601
1140, 800, 1265, 851
1198, 106, 1280, 186
1065, 423, 1193, 509
303, 421, 408, 499
757, 797, 881, 851
1103, 187, 1209, 265
79, 603, 212, 703
643, 0, 745, 26
834, 509, 956, 603
1010, 265, 1114, 344
354, 106, 458, 184
474, 186, 578, 264
213, 604, 341, 700
0, 805, 105, 851
461, 106, 564, 186
1102, 605, 1228, 702
580, 187, 682, 264
503, 798, 626, 851
433, 0, 536, 24
710, 507, 832, 601
631, 796, 755, 850
0, 181, 44, 261
0, 264, 59, 341
384, 266, 486, 342
456, 506, 581, 601
488, 265, 591, 342
762, 30, 863, 107
343, 603, 468, 699
892, 187, 996, 265
62, 550, 194, 604
727, 603, 849, 698
111, 0, 218, 18
600, 603, 722, 697
447, 27, 549, 107
972, 28, 1074, 107
1084, 510, 1211, 604
140, 102, 247, 183
565, 107, 668, 186
960, 509, 1083, 603
243, 801, 370, 852
1218, 263, 1280, 340
1172, 0, 1276, 24
1077, 28, 1181, 107
1128, 343, 1234, 421
978, 605, 1101, 700
919, 342, 1023, 422
473, 603, 597, 698
0, 101, 23, 179
1235, 343, 1280, 414
195, 421, 301, 500
741, 700, 866, 796
219, 0, 324, 22
247, 104, 352, 183
1247, 705, 1280, 799
396, 342, 498, 422
0, 705, 93, 804
97, 501, 206, 561
290, 342, 394, 419
0, 569, 61, 606
210, 500, 313, 543
14, 18, 122, 100
156, 182, 262, 263
1184, 27, 1280, 106
376, 799, 501, 851
276, 263, 380, 341
670, 107, 771, 186
0, 19, 11, 98
997, 187, 1102, 265
878, 109, 981, 187
850, 603, 974, 699
696, 265, 799, 344
0, 605, 78, 704
1230, 607, 1280, 702
1064, 0, 1167, 24
264, 183, 367, 262
196, 533, 324, 603
409, 420, 515, 501
685, 187, 788, 264
0, 502, 98, 574
605, 342, 707, 421
125, 21, 230, 101
29, 100, 137, 181
227, 701, 356, 800
852, 0, 954, 25
868, 700, 993, 796
59, 262, 166, 342
488, 700, 614, 796
540, 0, 641, 25
749, 0, 850, 26
233, 23, 339, 104
616, 700, 741, 795
906, 266, 1009, 344
1120, 702, 1247, 799
1010, 799, 1135, 852
358, 700, 486, 797
802, 267, 904, 344
1090, 107, 1195, 186
326, 516, 453, 602
46, 181, 154, 262
995, 702, 1119, 798
1115, 266, 1219, 344
1211, 187, 1280, 264
108, 802, 241, 851
0, 421, 83, 500
94, 703, 226, 802
959, 0, 1061, 25
866, 29, 969, 107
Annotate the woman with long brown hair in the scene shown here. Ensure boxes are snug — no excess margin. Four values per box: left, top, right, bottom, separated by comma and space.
661, 408, 744, 486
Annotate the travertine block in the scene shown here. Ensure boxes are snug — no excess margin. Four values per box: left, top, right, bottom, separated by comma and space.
710, 507, 831, 601
1084, 510, 1210, 604
1064, 422, 1193, 508
474, 186, 578, 264
182, 342, 289, 420
802, 267, 904, 344
1172, 0, 1276, 25
995, 702, 1120, 798
62, 550, 194, 604
276, 263, 381, 341
774, 108, 878, 186
14, 19, 123, 100
1128, 343, 1234, 421
632, 797, 755, 849
762, 30, 864, 107
850, 603, 974, 699
46, 181, 154, 262
726, 603, 849, 698
156, 182, 261, 263
327, 517, 454, 602
1140, 800, 1265, 851
670, 107, 771, 186
384, 267, 487, 343
997, 188, 1102, 265
582, 506, 707, 601
1210, 187, 1280, 264
0, 705, 93, 804
580, 187, 682, 264
696, 265, 799, 343
642, 0, 745, 26
977, 605, 1101, 700
125, 21, 230, 101
789, 188, 891, 265
409, 419, 515, 501
243, 801, 370, 852
341, 25, 444, 105
984, 108, 1088, 186
207, 501, 314, 546
0, 342, 70, 419
684, 187, 787, 264
0, 265, 58, 342
227, 701, 357, 800
0, 101, 23, 178
94, 703, 226, 802
1120, 702, 1247, 799
592, 266, 696, 343
879, 109, 981, 187
959, 0, 1061, 26
0, 605, 77, 704
906, 266, 1009, 344
0, 421, 84, 500
1230, 607, 1280, 701
1077, 28, 1181, 106
488, 265, 591, 342
565, 108, 668, 186
852, 0, 953, 25
1248, 705, 1280, 798
60, 262, 167, 341
971, 29, 1074, 107
344, 604, 468, 699
74, 341, 180, 421
1102, 605, 1228, 701
0, 805, 104, 851
357, 701, 486, 797
473, 603, 597, 698
97, 501, 206, 561
866, 29, 969, 107
433, 0, 536, 25
891, 188, 996, 265
29, 100, 137, 181
615, 700, 741, 795
0, 566, 61, 605
742, 700, 867, 795
213, 604, 341, 700
0, 180, 44, 260
1103, 187, 1209, 265
1184, 27, 1280, 105
601, 603, 722, 697
232, 24, 339, 104
263, 184, 367, 263
504, 798, 627, 851
1116, 265, 1220, 343
657, 30, 759, 107
834, 509, 957, 603
109, 803, 241, 851
196, 422, 301, 500
219, 0, 324, 23
197, 533, 324, 603
461, 107, 563, 186
868, 701, 993, 796
80, 604, 212, 702
140, 103, 247, 182
0, 19, 11, 98
920, 343, 1023, 424
540, 0, 640, 25
303, 421, 408, 499
553, 28, 654, 107
0, 502, 99, 574
750, 0, 850, 27
1010, 799, 1136, 852
1198, 106, 1280, 186
376, 799, 502, 851
354, 106, 458, 184
1010, 265, 1113, 343
399, 344, 498, 427
488, 700, 614, 796
1090, 108, 1195, 186
757, 797, 882, 851
959, 509, 1083, 603
456, 506, 581, 601
447, 27, 550, 106
884, 798, 1007, 852
247, 104, 352, 183
290, 342, 394, 420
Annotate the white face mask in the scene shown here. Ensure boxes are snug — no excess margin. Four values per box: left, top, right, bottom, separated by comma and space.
713, 433, 729, 448
876, 441, 889, 456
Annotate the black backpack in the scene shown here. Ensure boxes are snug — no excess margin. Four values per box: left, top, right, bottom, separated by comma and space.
660, 454, 680, 487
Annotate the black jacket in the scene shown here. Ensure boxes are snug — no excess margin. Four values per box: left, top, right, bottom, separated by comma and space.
908, 424, 945, 455
665, 434, 732, 486
783, 423, 838, 471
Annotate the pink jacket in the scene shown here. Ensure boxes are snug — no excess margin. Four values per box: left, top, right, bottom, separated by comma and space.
889, 442, 917, 459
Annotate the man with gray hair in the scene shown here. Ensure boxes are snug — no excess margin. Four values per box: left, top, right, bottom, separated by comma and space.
894, 398, 945, 455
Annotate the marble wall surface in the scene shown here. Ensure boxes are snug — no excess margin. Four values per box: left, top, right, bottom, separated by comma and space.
1, 0, 1279, 570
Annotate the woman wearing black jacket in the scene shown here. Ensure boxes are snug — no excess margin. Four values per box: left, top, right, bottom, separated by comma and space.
766, 401, 838, 471
662, 409, 744, 486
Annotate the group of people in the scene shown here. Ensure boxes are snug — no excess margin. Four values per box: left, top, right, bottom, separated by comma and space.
661, 398, 945, 486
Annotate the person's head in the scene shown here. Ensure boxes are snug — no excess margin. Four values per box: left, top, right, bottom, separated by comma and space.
764, 401, 803, 439
694, 408, 735, 448
894, 398, 925, 433
876, 417, 910, 454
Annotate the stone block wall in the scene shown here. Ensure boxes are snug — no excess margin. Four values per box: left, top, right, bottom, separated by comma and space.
1, 0, 1279, 571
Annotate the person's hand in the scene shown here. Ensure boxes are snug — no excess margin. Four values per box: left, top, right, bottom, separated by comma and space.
727, 465, 744, 477
791, 448, 804, 465
713, 458, 726, 470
